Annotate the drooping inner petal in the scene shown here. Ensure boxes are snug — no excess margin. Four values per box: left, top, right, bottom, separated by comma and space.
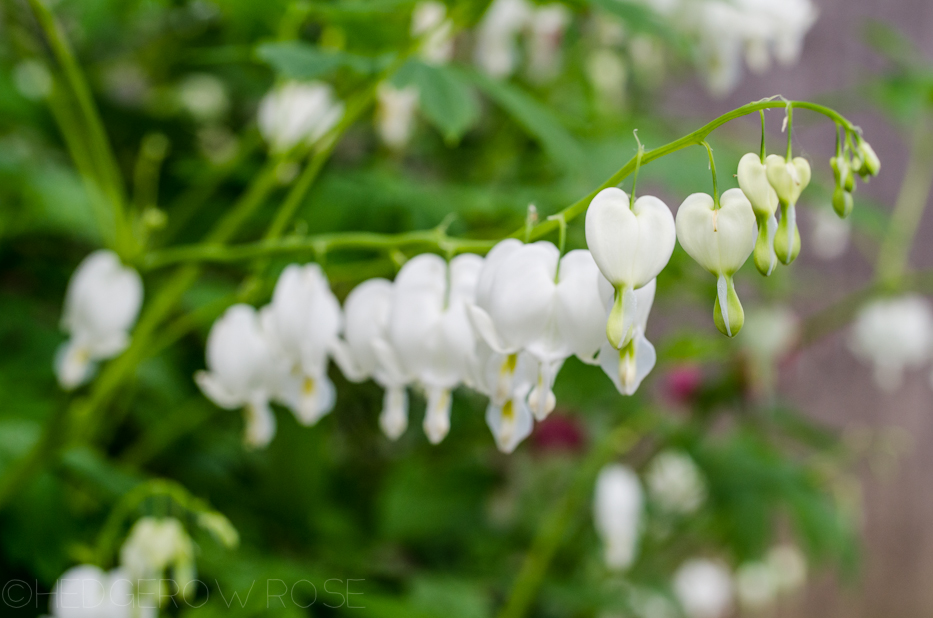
424, 387, 452, 444
618, 339, 638, 392
243, 397, 276, 448
528, 363, 557, 421
380, 386, 409, 440
495, 353, 519, 403
716, 274, 732, 337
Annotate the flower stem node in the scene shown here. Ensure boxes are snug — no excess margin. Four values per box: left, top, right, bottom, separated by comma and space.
675, 189, 757, 338
584, 187, 676, 349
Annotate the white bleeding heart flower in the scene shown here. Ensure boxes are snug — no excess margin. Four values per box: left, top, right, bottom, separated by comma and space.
196, 304, 278, 448
473, 345, 538, 453
474, 0, 533, 78
341, 278, 412, 440
469, 241, 605, 420
120, 517, 195, 600
261, 264, 342, 426
675, 189, 757, 337
765, 154, 810, 265
848, 295, 933, 392
258, 81, 344, 153
389, 253, 483, 444
526, 4, 571, 83
593, 464, 644, 570
645, 450, 706, 515
376, 82, 419, 150
56, 250, 143, 390
673, 559, 734, 618
735, 561, 778, 612
596, 278, 658, 395
411, 1, 455, 64
50, 564, 145, 618
766, 544, 807, 594
737, 152, 780, 276
585, 187, 675, 350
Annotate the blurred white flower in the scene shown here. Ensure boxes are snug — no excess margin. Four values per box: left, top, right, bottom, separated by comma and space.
412, 1, 455, 64
389, 253, 483, 443
49, 564, 144, 618
376, 82, 420, 150
474, 0, 533, 78
673, 559, 734, 618
586, 48, 628, 109
634, 0, 817, 96
56, 250, 143, 390
120, 517, 195, 600
341, 277, 413, 440
262, 264, 343, 426
13, 59, 52, 100
526, 5, 571, 83
741, 305, 799, 393
629, 589, 680, 618
676, 189, 757, 337
102, 62, 152, 108
468, 241, 605, 420
735, 561, 778, 612
645, 450, 706, 514
849, 295, 933, 392
593, 464, 644, 570
596, 278, 658, 395
258, 81, 344, 153
810, 207, 851, 260
177, 73, 229, 122
196, 304, 278, 448
587, 188, 675, 350
766, 544, 807, 594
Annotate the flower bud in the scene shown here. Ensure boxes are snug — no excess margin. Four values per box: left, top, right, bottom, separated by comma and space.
737, 153, 778, 220
856, 140, 880, 177
752, 214, 778, 276
765, 155, 811, 206
830, 154, 852, 191
832, 186, 853, 219
773, 203, 801, 265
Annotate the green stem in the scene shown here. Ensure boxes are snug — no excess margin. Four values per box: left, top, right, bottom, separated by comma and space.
785, 103, 794, 160
510, 98, 858, 243
701, 141, 719, 208
144, 98, 861, 271
875, 113, 933, 286
143, 229, 496, 269
497, 424, 639, 618
27, 0, 129, 253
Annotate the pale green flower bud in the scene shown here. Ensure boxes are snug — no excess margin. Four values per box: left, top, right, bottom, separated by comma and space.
856, 140, 880, 177
765, 155, 811, 206
832, 186, 853, 219
713, 274, 745, 337
774, 203, 801, 265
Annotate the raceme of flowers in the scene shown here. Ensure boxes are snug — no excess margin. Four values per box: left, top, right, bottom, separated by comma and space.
55, 129, 881, 452
47, 516, 195, 618
634, 0, 818, 97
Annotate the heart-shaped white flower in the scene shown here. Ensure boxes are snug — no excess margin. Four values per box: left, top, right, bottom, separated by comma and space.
593, 464, 644, 570
341, 277, 412, 440
766, 155, 810, 265
675, 189, 757, 337
196, 304, 279, 448
737, 152, 780, 276
585, 187, 675, 349
56, 250, 144, 390
389, 253, 482, 444
468, 241, 606, 420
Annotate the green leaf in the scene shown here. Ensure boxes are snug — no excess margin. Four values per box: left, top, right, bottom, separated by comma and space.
255, 41, 385, 79
463, 69, 586, 172
393, 61, 480, 144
